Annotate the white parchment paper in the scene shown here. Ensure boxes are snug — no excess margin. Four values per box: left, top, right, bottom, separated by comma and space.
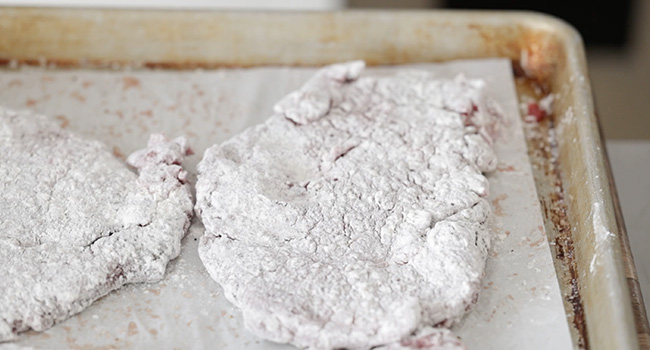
0, 59, 572, 350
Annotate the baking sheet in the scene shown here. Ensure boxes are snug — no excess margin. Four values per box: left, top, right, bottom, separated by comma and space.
0, 58, 572, 349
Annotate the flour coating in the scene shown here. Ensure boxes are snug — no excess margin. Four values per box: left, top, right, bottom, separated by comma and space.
0, 108, 193, 341
196, 61, 501, 349
375, 327, 465, 350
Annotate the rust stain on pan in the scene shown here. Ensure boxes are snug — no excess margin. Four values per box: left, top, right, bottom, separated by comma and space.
514, 63, 587, 349
0, 56, 366, 70
0, 12, 534, 70
0, 57, 253, 70
545, 131, 588, 350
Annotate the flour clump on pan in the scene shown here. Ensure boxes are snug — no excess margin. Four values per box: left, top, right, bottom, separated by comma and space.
196, 61, 501, 349
0, 108, 193, 341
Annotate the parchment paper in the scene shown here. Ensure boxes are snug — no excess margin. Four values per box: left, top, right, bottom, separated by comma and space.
0, 59, 572, 350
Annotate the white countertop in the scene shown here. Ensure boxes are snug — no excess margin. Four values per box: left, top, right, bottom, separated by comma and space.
607, 140, 650, 310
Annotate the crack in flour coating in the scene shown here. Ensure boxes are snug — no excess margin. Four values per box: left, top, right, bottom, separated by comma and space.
196, 61, 502, 350
0, 108, 193, 341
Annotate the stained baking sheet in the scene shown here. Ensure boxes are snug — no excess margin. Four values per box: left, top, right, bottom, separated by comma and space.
0, 58, 572, 349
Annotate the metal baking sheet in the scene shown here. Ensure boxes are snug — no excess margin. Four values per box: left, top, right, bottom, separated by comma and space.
0, 7, 646, 350
0, 59, 571, 349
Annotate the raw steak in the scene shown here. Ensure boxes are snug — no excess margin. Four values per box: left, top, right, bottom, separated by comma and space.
0, 108, 193, 341
196, 61, 501, 349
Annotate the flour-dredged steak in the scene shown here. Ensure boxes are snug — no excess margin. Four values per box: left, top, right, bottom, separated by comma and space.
196, 61, 501, 349
0, 108, 193, 341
